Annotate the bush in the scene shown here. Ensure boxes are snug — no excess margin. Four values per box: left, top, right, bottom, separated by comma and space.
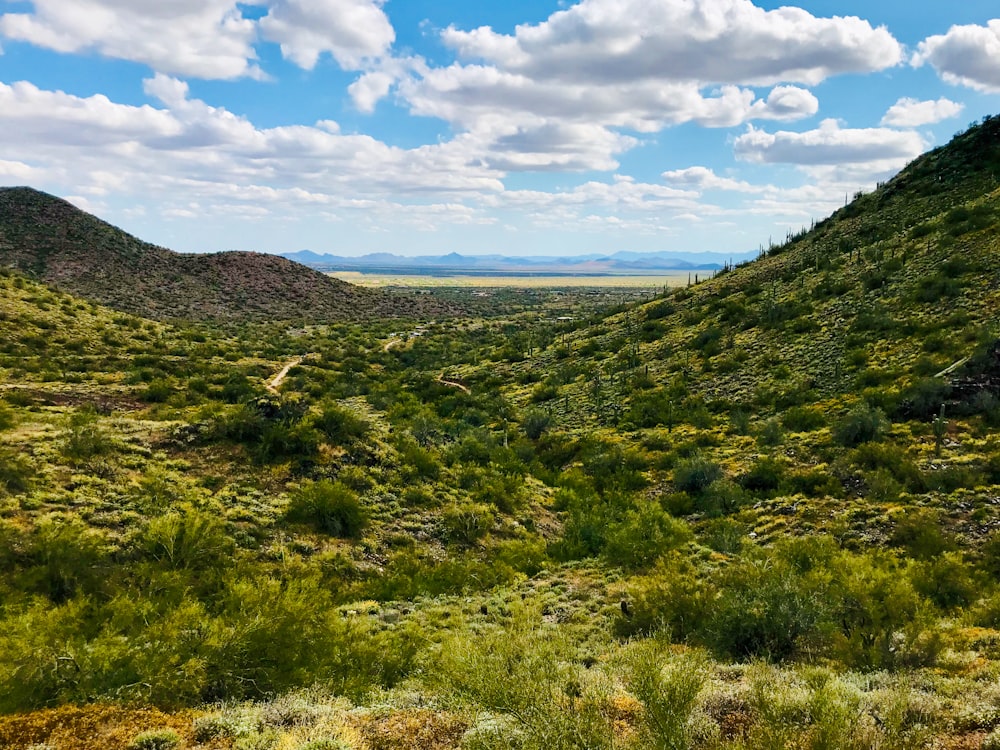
739, 457, 786, 495
781, 406, 826, 432
126, 729, 180, 750
140, 506, 234, 573
705, 557, 828, 661
0, 447, 32, 494
619, 643, 708, 750
673, 454, 723, 495
911, 552, 979, 610
603, 501, 692, 570
522, 408, 552, 440
832, 403, 886, 447
285, 481, 368, 538
312, 402, 370, 445
889, 509, 955, 559
441, 502, 494, 545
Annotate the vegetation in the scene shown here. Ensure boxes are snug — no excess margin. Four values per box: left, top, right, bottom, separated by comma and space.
2, 115, 1000, 748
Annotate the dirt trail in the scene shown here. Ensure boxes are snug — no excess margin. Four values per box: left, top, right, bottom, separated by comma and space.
437, 374, 471, 394
266, 356, 305, 393
383, 337, 403, 352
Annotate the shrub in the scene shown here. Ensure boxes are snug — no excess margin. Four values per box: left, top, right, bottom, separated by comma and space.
285, 481, 368, 538
619, 643, 708, 750
140, 506, 234, 573
781, 406, 826, 432
832, 403, 886, 447
911, 552, 979, 610
705, 557, 828, 661
889, 509, 955, 559
61, 407, 111, 462
673, 454, 723, 494
603, 501, 692, 570
522, 408, 552, 440
0, 447, 32, 494
739, 457, 786, 495
441, 502, 494, 545
616, 554, 709, 639
126, 729, 180, 750
312, 402, 369, 445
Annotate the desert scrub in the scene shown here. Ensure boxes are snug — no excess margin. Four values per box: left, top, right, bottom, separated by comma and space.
285, 480, 368, 538
125, 729, 179, 750
617, 640, 708, 750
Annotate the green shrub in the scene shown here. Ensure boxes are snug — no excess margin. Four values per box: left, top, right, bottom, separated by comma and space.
832, 403, 886, 447
603, 501, 692, 570
61, 407, 112, 462
889, 509, 955, 559
784, 468, 840, 498
0, 446, 32, 494
441, 502, 494, 545
140, 506, 234, 572
619, 643, 708, 750
911, 552, 979, 610
739, 457, 786, 495
616, 554, 708, 639
704, 557, 828, 661
312, 402, 369, 445
781, 406, 826, 432
673, 454, 723, 494
285, 481, 368, 538
126, 729, 180, 750
522, 408, 552, 440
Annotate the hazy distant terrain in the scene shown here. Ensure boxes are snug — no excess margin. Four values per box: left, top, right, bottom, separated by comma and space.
285, 248, 755, 275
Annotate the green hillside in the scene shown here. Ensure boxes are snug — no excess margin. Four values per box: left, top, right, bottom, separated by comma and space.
1, 117, 1000, 750
0, 187, 458, 323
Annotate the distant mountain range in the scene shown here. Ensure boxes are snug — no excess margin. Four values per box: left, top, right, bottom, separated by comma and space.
280, 249, 757, 275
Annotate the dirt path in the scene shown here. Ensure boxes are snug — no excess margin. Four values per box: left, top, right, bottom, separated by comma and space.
437, 374, 471, 394
267, 356, 305, 393
383, 337, 403, 352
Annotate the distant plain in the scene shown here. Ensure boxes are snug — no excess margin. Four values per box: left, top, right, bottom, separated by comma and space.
329, 271, 694, 288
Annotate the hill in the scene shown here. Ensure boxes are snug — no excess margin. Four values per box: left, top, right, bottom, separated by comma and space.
0, 187, 456, 323
3, 118, 1000, 750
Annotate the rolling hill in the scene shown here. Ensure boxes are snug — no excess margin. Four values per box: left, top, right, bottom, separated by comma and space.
0, 187, 457, 323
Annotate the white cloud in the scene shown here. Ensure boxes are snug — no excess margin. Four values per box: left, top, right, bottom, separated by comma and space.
349, 71, 396, 113
258, 0, 394, 70
880, 97, 964, 127
734, 119, 927, 166
442, 0, 902, 86
0, 0, 260, 79
389, 0, 891, 171
913, 21, 1000, 93
661, 166, 764, 193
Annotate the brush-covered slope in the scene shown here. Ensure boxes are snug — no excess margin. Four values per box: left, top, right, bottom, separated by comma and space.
0, 187, 455, 323
512, 115, 1000, 425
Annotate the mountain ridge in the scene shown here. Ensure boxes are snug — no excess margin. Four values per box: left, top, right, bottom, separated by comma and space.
0, 187, 456, 323
280, 248, 753, 274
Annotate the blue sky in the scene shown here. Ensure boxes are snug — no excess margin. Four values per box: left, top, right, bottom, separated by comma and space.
0, 0, 998, 257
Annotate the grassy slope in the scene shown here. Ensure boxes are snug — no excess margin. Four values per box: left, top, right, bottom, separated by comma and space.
0, 187, 458, 323
2, 118, 1000, 749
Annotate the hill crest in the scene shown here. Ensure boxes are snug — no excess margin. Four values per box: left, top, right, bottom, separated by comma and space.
0, 188, 456, 323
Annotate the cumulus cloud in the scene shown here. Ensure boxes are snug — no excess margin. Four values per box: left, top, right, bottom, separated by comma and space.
0, 0, 398, 78
880, 97, 964, 127
258, 0, 394, 70
442, 0, 902, 86
734, 119, 927, 166
0, 76, 508, 229
913, 21, 1000, 93
0, 0, 260, 79
661, 166, 764, 193
389, 0, 891, 171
